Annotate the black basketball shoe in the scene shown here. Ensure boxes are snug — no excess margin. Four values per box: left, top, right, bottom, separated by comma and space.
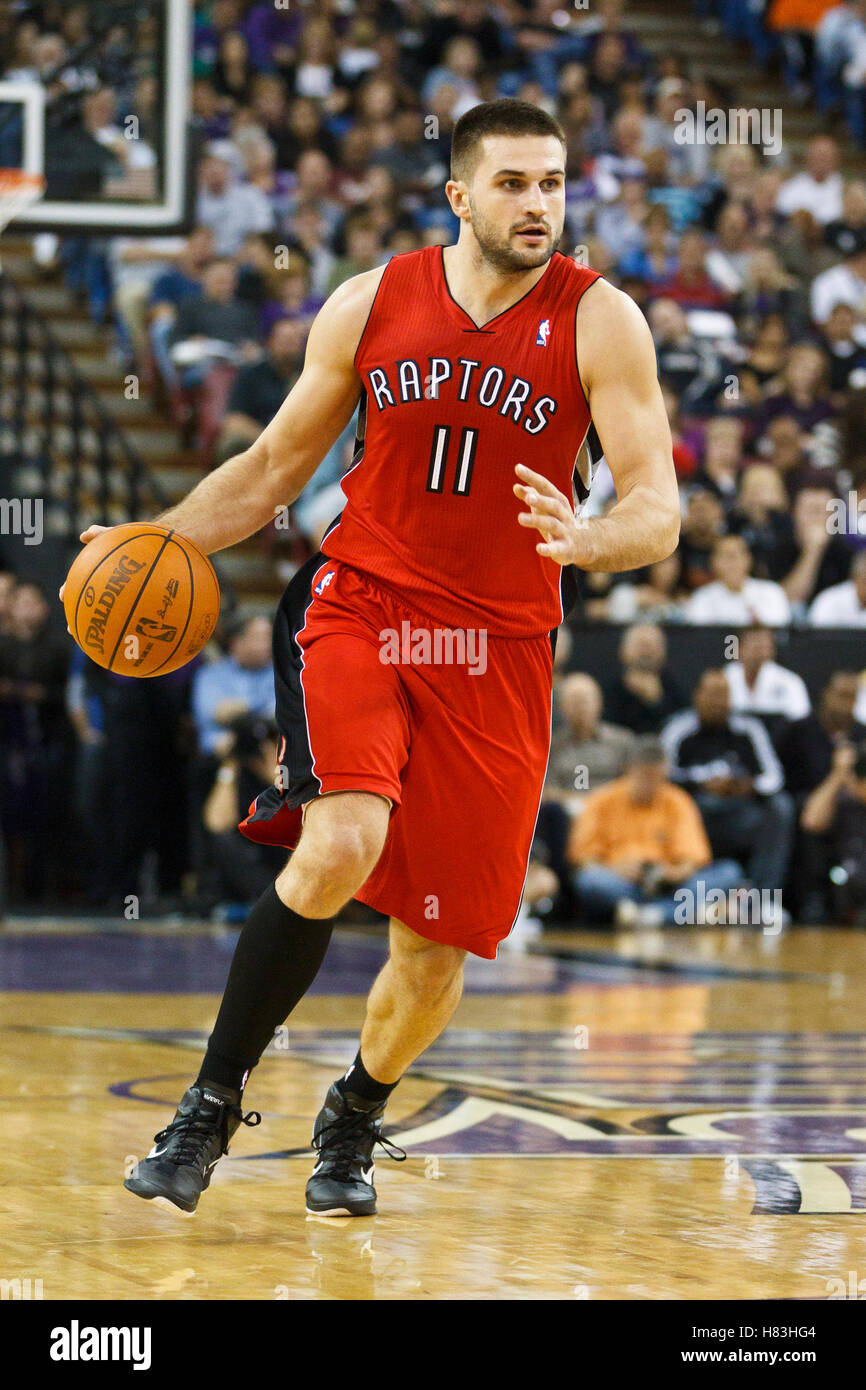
305, 1082, 406, 1217
124, 1083, 261, 1215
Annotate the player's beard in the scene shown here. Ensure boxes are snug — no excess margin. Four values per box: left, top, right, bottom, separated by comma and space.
467, 196, 560, 275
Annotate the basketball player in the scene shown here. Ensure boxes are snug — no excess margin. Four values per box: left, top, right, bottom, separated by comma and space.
76, 100, 679, 1216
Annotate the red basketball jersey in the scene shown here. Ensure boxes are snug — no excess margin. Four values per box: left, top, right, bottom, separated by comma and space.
321, 245, 602, 637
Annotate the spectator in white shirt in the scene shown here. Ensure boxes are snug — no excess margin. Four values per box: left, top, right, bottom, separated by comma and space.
196, 152, 274, 257
725, 626, 811, 737
808, 550, 866, 625
776, 135, 844, 226
684, 536, 792, 626
810, 229, 866, 326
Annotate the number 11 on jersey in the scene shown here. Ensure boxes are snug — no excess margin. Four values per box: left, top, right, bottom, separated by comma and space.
426, 425, 479, 496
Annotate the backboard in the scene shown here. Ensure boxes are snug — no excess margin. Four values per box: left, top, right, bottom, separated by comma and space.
0, 0, 192, 233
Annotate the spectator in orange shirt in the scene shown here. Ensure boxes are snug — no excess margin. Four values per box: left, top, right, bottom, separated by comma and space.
567, 736, 742, 927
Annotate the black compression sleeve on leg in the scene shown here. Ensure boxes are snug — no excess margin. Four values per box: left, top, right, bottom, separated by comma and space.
197, 883, 333, 1092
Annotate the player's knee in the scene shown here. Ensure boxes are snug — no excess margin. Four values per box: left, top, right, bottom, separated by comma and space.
315, 819, 383, 881
396, 939, 465, 1001
279, 819, 385, 916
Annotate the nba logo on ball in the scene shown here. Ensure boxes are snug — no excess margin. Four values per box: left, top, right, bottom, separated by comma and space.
536, 318, 551, 346
63, 522, 219, 678
314, 570, 335, 596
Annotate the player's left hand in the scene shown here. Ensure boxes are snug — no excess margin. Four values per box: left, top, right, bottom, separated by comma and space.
513, 464, 594, 568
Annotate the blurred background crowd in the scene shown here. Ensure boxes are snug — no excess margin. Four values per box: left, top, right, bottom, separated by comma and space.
3, 0, 866, 931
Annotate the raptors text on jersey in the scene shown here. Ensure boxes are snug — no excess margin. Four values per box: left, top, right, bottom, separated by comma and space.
322, 244, 603, 637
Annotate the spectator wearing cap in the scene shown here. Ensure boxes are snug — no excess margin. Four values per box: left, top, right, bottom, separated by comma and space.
779, 670, 866, 920
662, 668, 794, 898
684, 535, 792, 626
808, 549, 866, 624
567, 736, 742, 928
724, 626, 811, 748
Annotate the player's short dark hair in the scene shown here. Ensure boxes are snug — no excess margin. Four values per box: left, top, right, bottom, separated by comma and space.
449, 99, 566, 185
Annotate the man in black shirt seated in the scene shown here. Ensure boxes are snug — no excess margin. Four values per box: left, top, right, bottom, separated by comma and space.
800, 740, 866, 924
603, 622, 685, 734
215, 317, 307, 464
662, 668, 794, 908
168, 258, 260, 380
779, 670, 866, 922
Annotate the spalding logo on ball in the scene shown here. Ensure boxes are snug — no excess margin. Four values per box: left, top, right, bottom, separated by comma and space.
63, 522, 220, 677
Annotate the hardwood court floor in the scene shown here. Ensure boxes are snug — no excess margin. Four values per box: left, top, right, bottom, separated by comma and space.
1, 922, 864, 1300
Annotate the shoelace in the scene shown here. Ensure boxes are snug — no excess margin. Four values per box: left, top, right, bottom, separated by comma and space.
153, 1104, 261, 1168
312, 1108, 407, 1183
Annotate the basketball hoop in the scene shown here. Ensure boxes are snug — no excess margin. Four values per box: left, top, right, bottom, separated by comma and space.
0, 168, 45, 237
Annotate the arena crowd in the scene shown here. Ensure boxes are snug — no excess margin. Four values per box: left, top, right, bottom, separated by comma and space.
3, 0, 866, 929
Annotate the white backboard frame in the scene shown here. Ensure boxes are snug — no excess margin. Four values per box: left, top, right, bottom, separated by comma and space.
0, 0, 192, 233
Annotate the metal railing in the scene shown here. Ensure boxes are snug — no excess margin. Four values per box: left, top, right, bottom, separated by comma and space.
0, 268, 166, 536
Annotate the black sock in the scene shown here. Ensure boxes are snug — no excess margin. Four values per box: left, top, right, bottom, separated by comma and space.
196, 883, 333, 1094
337, 1049, 399, 1105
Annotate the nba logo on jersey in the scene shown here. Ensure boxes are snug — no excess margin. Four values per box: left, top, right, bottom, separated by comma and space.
536, 318, 551, 347
314, 570, 335, 596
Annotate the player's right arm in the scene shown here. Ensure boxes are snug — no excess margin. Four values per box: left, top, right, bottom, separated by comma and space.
80, 268, 384, 558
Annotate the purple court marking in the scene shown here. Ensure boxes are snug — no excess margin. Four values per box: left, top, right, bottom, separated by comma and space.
0, 929, 663, 994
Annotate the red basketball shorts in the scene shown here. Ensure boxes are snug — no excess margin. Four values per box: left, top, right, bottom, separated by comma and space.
240, 556, 554, 958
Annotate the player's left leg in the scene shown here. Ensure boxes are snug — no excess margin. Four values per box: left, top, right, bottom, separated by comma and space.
306, 919, 465, 1217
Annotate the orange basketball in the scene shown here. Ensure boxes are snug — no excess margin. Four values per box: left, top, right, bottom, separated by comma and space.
63, 522, 220, 677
